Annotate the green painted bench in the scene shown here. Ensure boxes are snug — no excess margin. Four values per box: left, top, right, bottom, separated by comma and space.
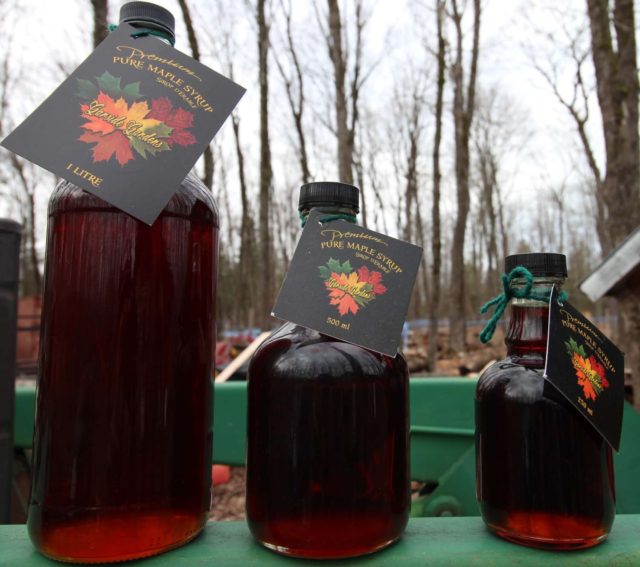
13, 378, 640, 517
2, 516, 640, 565
6, 378, 640, 565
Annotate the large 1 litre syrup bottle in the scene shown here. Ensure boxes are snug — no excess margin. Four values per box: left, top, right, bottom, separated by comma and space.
28, 3, 218, 563
246, 182, 410, 559
476, 253, 615, 550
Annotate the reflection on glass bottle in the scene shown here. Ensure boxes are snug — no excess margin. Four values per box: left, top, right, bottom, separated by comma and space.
246, 182, 410, 559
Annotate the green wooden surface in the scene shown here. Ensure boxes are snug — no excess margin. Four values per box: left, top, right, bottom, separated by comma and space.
13, 381, 250, 466
13, 379, 640, 516
2, 517, 640, 566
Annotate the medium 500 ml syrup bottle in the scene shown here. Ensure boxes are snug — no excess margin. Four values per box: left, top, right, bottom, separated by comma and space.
27, 3, 218, 563
246, 182, 410, 559
476, 253, 615, 550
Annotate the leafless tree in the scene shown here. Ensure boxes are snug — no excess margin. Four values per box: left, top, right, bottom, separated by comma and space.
232, 111, 257, 328
448, 0, 481, 352
273, 0, 312, 185
257, 0, 275, 329
90, 0, 108, 47
586, 0, 639, 253
472, 89, 526, 287
323, 0, 369, 186
428, 0, 447, 370
176, 0, 215, 189
529, 17, 609, 248
586, 0, 640, 408
0, 20, 42, 296
389, 70, 429, 318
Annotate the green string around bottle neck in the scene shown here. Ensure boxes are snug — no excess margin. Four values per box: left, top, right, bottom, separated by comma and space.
478, 266, 568, 344
299, 212, 358, 228
108, 23, 175, 46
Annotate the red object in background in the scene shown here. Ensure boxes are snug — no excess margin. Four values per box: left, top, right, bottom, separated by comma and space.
215, 341, 231, 368
212, 465, 231, 486
16, 296, 41, 372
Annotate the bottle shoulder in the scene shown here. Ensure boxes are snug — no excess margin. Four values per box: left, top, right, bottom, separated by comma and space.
476, 357, 546, 404
249, 322, 408, 381
48, 171, 219, 224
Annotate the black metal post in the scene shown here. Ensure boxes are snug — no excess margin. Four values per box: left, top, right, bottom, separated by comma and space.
0, 219, 22, 523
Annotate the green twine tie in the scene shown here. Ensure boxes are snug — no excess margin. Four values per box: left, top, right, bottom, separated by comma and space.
299, 212, 357, 227
479, 266, 568, 344
108, 23, 175, 45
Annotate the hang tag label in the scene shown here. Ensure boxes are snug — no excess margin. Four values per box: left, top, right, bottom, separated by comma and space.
1, 24, 245, 224
544, 286, 625, 450
272, 213, 423, 356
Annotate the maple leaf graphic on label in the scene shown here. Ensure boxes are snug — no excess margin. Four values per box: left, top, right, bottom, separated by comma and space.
76, 73, 196, 166
318, 258, 387, 316
78, 130, 134, 166
565, 339, 610, 401
148, 97, 197, 147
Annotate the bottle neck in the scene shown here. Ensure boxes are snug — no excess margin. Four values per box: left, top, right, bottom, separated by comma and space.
116, 23, 175, 46
505, 276, 566, 367
299, 205, 359, 227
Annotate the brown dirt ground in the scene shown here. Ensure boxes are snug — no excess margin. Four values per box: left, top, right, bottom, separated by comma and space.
210, 467, 246, 521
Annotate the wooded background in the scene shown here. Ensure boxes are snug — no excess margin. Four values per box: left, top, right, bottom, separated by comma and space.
0, 0, 638, 377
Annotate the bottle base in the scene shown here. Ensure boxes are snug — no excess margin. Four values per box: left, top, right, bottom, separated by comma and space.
259, 535, 400, 560
485, 513, 610, 550
30, 509, 207, 564
248, 510, 407, 559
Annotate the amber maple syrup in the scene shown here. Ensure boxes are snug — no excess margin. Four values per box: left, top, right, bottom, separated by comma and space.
28, 173, 217, 562
246, 324, 409, 558
476, 286, 615, 550
246, 182, 410, 559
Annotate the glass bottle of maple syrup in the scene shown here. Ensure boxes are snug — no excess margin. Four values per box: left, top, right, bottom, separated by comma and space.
27, 4, 218, 563
246, 182, 410, 559
476, 253, 615, 550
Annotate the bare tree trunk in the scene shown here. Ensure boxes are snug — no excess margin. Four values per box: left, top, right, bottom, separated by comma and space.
400, 87, 423, 317
258, 0, 274, 329
586, 0, 640, 253
354, 154, 368, 227
274, 0, 311, 184
90, 0, 108, 47
476, 145, 499, 284
177, 0, 215, 189
325, 0, 366, 187
232, 113, 256, 328
428, 0, 446, 371
403, 106, 419, 244
449, 0, 481, 352
327, 0, 353, 183
587, 0, 640, 408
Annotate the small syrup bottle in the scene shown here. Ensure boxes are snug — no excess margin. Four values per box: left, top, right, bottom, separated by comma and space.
246, 182, 410, 559
28, 3, 217, 562
476, 253, 615, 549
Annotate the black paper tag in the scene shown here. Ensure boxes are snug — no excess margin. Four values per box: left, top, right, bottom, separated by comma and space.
544, 286, 625, 450
1, 24, 245, 224
272, 213, 423, 356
